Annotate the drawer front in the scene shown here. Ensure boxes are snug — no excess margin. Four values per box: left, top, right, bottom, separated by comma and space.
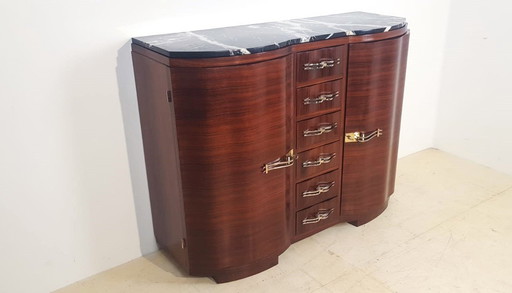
296, 170, 340, 210
297, 111, 341, 151
296, 46, 346, 84
296, 141, 340, 181
297, 79, 344, 119
296, 196, 339, 236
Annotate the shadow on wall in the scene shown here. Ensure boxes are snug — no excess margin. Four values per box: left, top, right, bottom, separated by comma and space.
115, 41, 158, 255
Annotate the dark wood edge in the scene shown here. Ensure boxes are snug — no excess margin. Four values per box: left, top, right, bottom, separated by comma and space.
132, 27, 408, 68
210, 254, 279, 283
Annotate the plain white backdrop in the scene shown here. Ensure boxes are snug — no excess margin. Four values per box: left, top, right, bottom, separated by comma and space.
0, 0, 510, 292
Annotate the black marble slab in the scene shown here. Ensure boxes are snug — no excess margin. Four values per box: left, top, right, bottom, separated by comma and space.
132, 12, 407, 59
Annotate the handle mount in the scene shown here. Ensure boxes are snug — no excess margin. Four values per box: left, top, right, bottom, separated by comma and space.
302, 181, 335, 197
302, 208, 334, 225
345, 129, 383, 143
303, 58, 340, 70
263, 149, 297, 174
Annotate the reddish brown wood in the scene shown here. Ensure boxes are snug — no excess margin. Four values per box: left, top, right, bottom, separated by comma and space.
296, 169, 340, 210
296, 46, 346, 85
170, 55, 293, 278
296, 141, 341, 181
296, 196, 340, 236
296, 111, 342, 151
131, 52, 189, 271
131, 25, 409, 283
341, 33, 410, 225
296, 79, 344, 120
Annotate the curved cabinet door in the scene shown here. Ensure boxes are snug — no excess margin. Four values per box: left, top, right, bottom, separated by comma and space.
342, 33, 409, 225
170, 55, 293, 279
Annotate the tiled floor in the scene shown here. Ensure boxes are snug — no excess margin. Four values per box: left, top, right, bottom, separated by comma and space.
55, 149, 512, 293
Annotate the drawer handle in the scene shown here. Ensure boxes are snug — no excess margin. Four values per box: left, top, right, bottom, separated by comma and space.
345, 129, 383, 143
302, 208, 334, 225
303, 123, 337, 137
302, 153, 336, 168
303, 58, 340, 70
303, 91, 339, 105
302, 181, 335, 197
262, 149, 297, 174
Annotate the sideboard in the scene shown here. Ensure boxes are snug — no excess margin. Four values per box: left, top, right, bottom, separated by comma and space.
131, 12, 409, 283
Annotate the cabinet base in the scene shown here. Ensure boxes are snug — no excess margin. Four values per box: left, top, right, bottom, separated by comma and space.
210, 254, 279, 283
347, 199, 389, 227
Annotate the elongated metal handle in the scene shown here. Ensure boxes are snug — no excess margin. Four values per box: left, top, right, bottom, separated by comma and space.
303, 123, 337, 137
303, 91, 339, 105
303, 58, 340, 70
302, 153, 336, 168
302, 208, 334, 225
262, 149, 296, 174
302, 181, 335, 197
345, 129, 383, 143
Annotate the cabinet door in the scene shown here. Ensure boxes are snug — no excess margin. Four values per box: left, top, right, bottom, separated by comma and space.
170, 55, 293, 275
342, 33, 409, 225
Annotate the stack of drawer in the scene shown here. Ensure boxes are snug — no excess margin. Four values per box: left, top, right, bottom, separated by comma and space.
294, 45, 347, 237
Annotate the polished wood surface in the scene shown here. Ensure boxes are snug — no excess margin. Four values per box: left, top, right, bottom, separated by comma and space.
296, 169, 340, 210
296, 79, 344, 120
132, 26, 409, 282
131, 52, 189, 271
296, 141, 341, 181
170, 56, 293, 277
296, 46, 346, 86
296, 111, 342, 151
341, 33, 410, 225
296, 196, 340, 236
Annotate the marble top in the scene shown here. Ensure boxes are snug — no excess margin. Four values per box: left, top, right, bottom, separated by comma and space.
132, 12, 407, 59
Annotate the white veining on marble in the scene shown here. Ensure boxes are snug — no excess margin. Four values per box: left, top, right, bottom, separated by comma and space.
133, 12, 407, 57
186, 32, 251, 55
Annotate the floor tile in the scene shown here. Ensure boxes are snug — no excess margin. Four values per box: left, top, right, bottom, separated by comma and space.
55, 149, 512, 293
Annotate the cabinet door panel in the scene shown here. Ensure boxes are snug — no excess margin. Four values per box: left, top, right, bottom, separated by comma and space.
342, 33, 409, 225
170, 56, 293, 274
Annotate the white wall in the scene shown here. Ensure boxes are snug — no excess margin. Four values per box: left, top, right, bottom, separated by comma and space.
434, 0, 512, 175
0, 1, 448, 292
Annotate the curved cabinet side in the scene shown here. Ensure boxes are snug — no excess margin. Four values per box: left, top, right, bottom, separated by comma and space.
170, 56, 293, 281
342, 33, 410, 225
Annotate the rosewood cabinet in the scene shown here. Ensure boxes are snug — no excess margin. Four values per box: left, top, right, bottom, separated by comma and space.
131, 12, 409, 283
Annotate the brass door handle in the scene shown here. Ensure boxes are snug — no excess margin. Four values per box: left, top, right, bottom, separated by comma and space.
345, 129, 383, 143
303, 123, 337, 137
262, 149, 297, 174
303, 58, 340, 70
302, 153, 336, 168
303, 91, 339, 105
302, 181, 335, 197
302, 208, 334, 225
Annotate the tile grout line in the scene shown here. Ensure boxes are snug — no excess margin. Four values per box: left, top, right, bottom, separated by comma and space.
357, 185, 512, 276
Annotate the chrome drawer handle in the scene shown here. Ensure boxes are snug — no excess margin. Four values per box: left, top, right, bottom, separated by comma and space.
302, 153, 336, 168
303, 91, 339, 105
345, 129, 383, 143
303, 123, 337, 137
302, 181, 335, 197
302, 208, 334, 225
303, 58, 340, 70
262, 149, 296, 174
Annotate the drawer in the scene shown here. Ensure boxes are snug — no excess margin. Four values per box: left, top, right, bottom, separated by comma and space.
296, 141, 340, 181
296, 169, 340, 210
297, 111, 341, 151
297, 79, 344, 119
296, 46, 346, 84
296, 196, 339, 236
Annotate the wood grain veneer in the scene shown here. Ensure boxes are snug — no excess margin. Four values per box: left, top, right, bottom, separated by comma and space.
132, 27, 409, 283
